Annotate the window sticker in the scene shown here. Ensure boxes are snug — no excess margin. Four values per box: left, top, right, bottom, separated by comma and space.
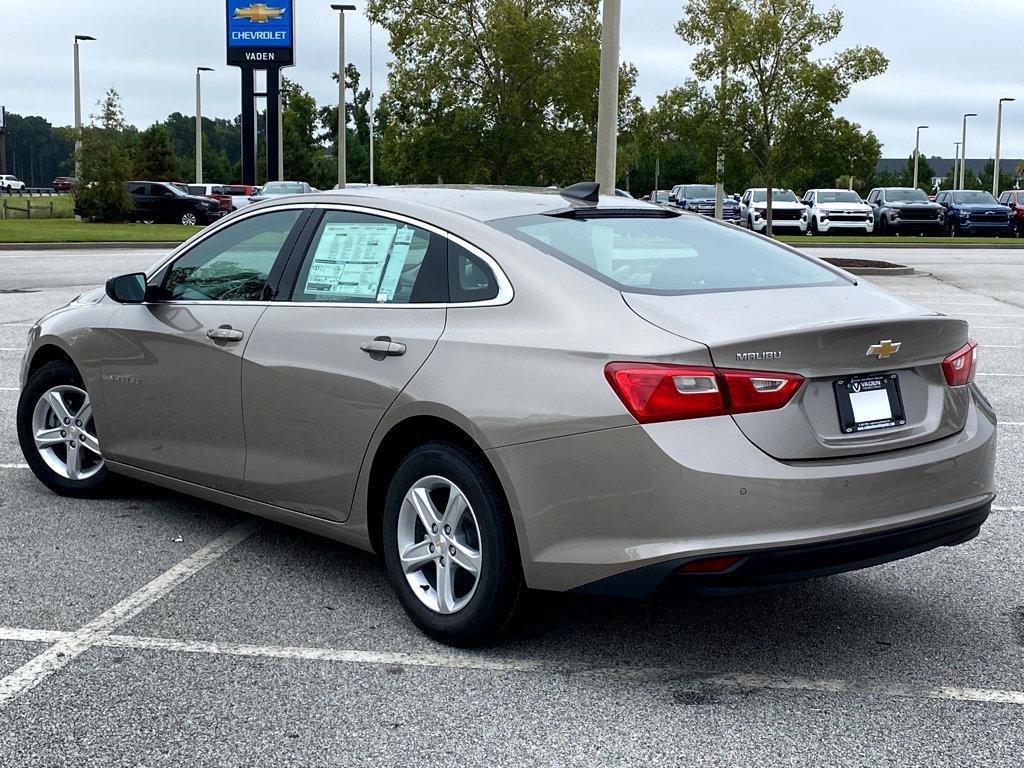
375, 226, 415, 302
304, 222, 399, 300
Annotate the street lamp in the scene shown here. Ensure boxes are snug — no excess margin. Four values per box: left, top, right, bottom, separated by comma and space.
953, 141, 961, 191
595, 0, 621, 195
960, 113, 978, 189
195, 67, 214, 184
993, 97, 1015, 197
331, 4, 356, 189
913, 125, 928, 190
73, 34, 96, 179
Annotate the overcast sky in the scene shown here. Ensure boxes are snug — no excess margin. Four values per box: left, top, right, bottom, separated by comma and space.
3, 0, 1023, 160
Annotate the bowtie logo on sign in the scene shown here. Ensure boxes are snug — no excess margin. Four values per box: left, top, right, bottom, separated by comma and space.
233, 3, 285, 22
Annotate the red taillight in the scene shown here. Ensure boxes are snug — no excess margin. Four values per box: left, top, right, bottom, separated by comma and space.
677, 555, 742, 573
942, 340, 978, 387
604, 362, 804, 424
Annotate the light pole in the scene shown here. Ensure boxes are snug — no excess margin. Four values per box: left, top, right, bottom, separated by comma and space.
953, 141, 961, 191
595, 0, 621, 195
993, 97, 1015, 197
960, 113, 977, 189
369, 21, 375, 185
73, 34, 96, 179
913, 125, 928, 190
331, 4, 356, 189
195, 67, 214, 184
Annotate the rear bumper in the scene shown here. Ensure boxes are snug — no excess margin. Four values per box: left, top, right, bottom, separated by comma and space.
491, 389, 996, 594
576, 502, 990, 597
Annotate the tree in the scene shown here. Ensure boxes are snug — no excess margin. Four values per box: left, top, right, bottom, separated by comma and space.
319, 64, 375, 185
677, 0, 888, 234
0, 113, 75, 186
365, 0, 639, 186
281, 77, 333, 188
978, 159, 1015, 196
134, 123, 180, 180
74, 89, 132, 221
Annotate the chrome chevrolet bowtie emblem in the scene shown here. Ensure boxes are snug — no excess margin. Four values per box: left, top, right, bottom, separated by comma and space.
233, 3, 285, 22
866, 340, 901, 359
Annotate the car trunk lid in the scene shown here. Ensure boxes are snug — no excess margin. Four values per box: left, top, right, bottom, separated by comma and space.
624, 284, 971, 460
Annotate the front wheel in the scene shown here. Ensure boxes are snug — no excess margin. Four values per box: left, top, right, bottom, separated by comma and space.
17, 359, 111, 496
180, 210, 199, 226
382, 442, 522, 646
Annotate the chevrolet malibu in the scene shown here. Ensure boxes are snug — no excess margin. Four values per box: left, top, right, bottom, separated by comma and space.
17, 184, 996, 645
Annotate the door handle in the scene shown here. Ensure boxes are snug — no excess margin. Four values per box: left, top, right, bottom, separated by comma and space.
207, 325, 244, 342
360, 336, 406, 357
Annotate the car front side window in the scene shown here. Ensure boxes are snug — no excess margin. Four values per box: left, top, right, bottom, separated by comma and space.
162, 209, 303, 302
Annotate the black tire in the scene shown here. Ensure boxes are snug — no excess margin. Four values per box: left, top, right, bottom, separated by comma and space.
878, 215, 888, 235
809, 216, 819, 235
17, 359, 112, 497
382, 441, 522, 646
180, 209, 199, 226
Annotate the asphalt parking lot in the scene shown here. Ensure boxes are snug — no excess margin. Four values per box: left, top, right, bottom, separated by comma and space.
0, 245, 1022, 766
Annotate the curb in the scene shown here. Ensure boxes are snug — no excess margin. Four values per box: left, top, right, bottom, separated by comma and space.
0, 242, 181, 251
790, 241, 1024, 250
834, 266, 916, 276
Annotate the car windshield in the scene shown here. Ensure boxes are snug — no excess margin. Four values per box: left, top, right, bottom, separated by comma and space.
953, 191, 999, 205
653, 192, 669, 203
683, 185, 716, 198
886, 188, 929, 203
817, 190, 862, 204
751, 189, 799, 203
493, 213, 845, 295
260, 182, 306, 195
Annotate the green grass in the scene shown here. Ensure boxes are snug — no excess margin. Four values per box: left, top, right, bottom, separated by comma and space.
0, 193, 75, 219
0, 218, 202, 243
777, 234, 1022, 246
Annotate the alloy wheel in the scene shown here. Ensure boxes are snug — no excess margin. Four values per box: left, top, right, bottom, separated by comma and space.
31, 385, 103, 480
396, 475, 482, 614
181, 211, 198, 226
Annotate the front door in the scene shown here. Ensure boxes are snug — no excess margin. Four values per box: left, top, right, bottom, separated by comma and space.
100, 208, 304, 493
240, 208, 450, 520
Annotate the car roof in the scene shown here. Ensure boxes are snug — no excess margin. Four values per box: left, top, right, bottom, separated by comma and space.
312, 184, 658, 222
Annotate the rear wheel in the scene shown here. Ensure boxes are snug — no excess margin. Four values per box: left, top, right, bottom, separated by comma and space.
180, 209, 199, 226
17, 359, 111, 496
382, 442, 522, 646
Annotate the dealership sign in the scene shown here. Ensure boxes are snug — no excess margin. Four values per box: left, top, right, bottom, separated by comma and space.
226, 1, 294, 65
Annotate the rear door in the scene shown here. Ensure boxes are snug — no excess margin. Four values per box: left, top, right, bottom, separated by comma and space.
100, 207, 307, 492
240, 206, 449, 521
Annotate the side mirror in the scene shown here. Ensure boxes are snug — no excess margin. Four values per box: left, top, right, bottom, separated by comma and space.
105, 272, 148, 304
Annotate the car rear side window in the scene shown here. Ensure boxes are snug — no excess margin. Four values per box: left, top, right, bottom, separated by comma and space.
493, 213, 846, 295
448, 242, 498, 303
163, 209, 302, 301
289, 210, 448, 304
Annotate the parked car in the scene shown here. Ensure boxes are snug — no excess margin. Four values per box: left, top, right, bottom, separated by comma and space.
15, 183, 995, 645
126, 181, 221, 226
614, 188, 633, 198
647, 190, 671, 205
673, 183, 741, 223
996, 189, 1024, 236
52, 177, 76, 192
249, 180, 312, 202
0, 174, 26, 192
223, 184, 259, 211
935, 190, 1014, 237
739, 188, 808, 233
801, 188, 874, 235
188, 184, 236, 215
865, 188, 945, 235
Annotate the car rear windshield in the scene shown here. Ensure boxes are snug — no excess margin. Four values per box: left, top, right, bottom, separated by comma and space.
261, 182, 306, 194
492, 213, 846, 295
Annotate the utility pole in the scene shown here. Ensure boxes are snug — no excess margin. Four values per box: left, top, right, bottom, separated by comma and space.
595, 0, 621, 195
994, 97, 1015, 197
73, 35, 96, 180
331, 4, 356, 189
369, 22, 375, 185
953, 141, 961, 190
714, 66, 726, 219
913, 125, 927, 190
960, 112, 977, 189
195, 67, 214, 184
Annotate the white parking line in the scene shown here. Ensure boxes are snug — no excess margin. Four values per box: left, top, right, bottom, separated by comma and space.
0, 464, 28, 469
993, 505, 1024, 512
0, 625, 1021, 707
0, 387, 19, 392
0, 519, 261, 710
975, 373, 1023, 378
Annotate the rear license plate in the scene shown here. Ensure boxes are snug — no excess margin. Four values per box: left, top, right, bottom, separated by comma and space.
834, 373, 906, 433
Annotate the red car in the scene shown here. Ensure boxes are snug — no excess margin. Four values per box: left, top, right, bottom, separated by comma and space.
52, 177, 76, 192
997, 190, 1024, 236
187, 184, 235, 214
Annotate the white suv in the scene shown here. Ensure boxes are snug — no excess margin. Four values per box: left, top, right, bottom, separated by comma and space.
0, 175, 26, 192
801, 188, 873, 235
739, 188, 807, 234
